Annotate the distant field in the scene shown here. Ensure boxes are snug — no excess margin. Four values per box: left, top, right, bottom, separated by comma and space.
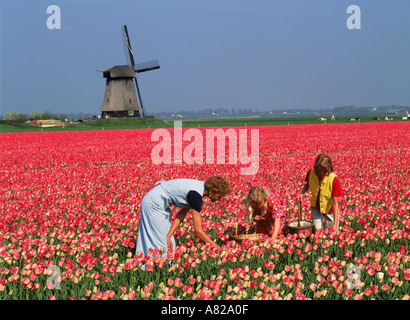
177, 115, 397, 127
0, 114, 405, 133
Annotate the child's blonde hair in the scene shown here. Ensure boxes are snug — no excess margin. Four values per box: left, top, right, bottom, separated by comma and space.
245, 186, 270, 222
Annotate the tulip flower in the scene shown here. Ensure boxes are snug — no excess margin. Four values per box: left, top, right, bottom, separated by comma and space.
1, 122, 410, 300
353, 294, 362, 300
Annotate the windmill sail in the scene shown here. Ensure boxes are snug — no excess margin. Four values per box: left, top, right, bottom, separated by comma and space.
122, 25, 136, 68
121, 24, 160, 118
134, 59, 160, 73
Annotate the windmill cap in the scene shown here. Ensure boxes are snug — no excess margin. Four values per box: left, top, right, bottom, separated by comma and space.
103, 65, 136, 78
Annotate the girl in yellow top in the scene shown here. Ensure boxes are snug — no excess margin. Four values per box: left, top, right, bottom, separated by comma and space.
297, 154, 344, 231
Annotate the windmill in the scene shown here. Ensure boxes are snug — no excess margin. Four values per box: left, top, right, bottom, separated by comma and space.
101, 25, 160, 118
121, 24, 160, 117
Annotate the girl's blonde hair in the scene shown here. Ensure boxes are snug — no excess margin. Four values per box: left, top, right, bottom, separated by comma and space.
245, 186, 270, 222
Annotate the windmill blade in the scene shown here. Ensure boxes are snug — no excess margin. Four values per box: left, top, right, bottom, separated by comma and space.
134, 78, 146, 117
122, 25, 135, 68
134, 59, 160, 73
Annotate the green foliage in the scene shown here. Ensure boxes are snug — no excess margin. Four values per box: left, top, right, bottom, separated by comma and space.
4, 112, 27, 123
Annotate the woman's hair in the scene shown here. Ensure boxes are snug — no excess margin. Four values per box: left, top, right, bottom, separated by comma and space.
204, 176, 232, 196
245, 186, 270, 222
314, 153, 333, 172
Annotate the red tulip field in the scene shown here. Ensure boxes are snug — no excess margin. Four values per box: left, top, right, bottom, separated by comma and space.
0, 121, 409, 300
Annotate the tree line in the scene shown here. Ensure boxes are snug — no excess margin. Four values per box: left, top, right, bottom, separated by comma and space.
3, 111, 69, 123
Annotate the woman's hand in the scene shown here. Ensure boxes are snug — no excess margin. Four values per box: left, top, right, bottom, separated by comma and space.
212, 243, 222, 252
192, 209, 220, 250
297, 183, 309, 202
167, 236, 173, 251
270, 218, 281, 243
166, 207, 190, 252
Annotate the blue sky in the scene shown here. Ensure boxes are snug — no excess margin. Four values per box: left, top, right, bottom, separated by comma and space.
0, 0, 409, 116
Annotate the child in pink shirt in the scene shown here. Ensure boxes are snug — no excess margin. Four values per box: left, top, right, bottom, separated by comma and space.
244, 186, 285, 242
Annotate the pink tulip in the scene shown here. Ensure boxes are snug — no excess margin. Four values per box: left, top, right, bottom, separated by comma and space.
353, 294, 362, 300
387, 265, 397, 276
344, 288, 354, 297
403, 269, 410, 281
367, 268, 376, 276
364, 288, 372, 296
128, 290, 136, 300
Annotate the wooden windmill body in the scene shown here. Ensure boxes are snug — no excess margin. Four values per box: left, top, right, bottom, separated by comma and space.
101, 65, 140, 118
100, 25, 160, 118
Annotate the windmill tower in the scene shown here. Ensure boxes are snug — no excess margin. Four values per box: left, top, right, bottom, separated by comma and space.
101, 25, 160, 118
101, 65, 139, 118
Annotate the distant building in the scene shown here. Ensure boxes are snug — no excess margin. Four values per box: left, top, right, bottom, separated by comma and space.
385, 108, 409, 115
30, 119, 66, 127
